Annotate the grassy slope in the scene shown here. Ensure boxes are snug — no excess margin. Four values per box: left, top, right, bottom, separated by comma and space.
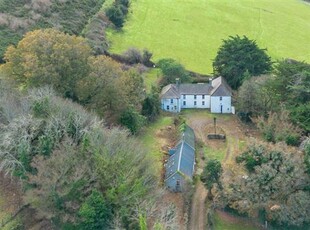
138, 116, 173, 176
143, 68, 161, 92
214, 211, 258, 230
0, 193, 21, 230
108, 0, 310, 74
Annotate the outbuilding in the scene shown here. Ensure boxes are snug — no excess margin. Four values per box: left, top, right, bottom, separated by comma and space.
165, 125, 195, 192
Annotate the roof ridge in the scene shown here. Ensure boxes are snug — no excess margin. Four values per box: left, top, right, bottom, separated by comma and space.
177, 141, 184, 171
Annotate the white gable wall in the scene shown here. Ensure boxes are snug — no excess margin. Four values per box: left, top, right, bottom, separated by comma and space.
180, 94, 210, 109
161, 98, 181, 112
210, 96, 231, 113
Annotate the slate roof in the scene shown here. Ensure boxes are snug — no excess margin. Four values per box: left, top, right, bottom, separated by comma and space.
161, 84, 179, 99
160, 76, 231, 98
179, 84, 212, 95
210, 76, 232, 96
165, 125, 195, 181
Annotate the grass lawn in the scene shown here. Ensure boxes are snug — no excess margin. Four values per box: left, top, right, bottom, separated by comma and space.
0, 192, 21, 230
204, 145, 226, 162
143, 68, 161, 92
214, 211, 259, 230
139, 115, 174, 176
108, 0, 310, 74
181, 109, 233, 162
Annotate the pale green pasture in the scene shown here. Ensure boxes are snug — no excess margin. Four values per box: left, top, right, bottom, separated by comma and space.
108, 0, 310, 74
143, 68, 161, 92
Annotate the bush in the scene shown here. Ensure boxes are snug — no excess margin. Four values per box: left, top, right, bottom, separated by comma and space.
157, 58, 191, 86
122, 47, 142, 64
304, 139, 310, 175
285, 134, 300, 146
119, 107, 146, 134
255, 111, 301, 146
141, 87, 160, 122
105, 0, 131, 28
120, 47, 153, 66
236, 145, 268, 172
79, 190, 111, 229
106, 4, 125, 27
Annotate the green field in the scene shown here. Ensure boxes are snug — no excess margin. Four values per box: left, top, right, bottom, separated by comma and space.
108, 0, 310, 74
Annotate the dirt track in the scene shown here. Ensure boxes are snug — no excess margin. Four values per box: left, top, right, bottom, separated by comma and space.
188, 181, 207, 230
184, 111, 251, 230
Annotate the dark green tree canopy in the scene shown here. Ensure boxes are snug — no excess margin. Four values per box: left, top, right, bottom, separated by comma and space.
213, 35, 272, 89
157, 58, 191, 86
201, 159, 223, 190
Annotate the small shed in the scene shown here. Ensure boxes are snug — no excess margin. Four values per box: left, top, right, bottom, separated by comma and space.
165, 125, 195, 192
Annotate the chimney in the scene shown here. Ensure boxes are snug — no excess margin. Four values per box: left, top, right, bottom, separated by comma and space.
176, 78, 180, 87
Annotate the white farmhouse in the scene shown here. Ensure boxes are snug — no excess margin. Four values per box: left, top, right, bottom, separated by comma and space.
160, 76, 232, 113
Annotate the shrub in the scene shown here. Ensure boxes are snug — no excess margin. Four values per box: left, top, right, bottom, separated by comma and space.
236, 145, 268, 172
157, 58, 191, 86
79, 190, 111, 229
106, 4, 125, 28
255, 111, 301, 146
119, 107, 146, 134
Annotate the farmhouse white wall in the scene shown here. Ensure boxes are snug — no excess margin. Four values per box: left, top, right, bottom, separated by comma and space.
161, 98, 181, 112
160, 76, 232, 114
210, 96, 231, 113
180, 95, 210, 109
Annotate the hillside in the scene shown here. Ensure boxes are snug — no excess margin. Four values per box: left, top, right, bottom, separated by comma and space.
0, 0, 104, 61
108, 0, 310, 74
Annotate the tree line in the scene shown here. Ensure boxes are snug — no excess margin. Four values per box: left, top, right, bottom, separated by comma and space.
1, 28, 160, 134
203, 35, 310, 229
213, 35, 309, 139
0, 82, 181, 229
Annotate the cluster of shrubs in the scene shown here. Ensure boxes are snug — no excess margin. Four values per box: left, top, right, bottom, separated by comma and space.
236, 145, 269, 172
105, 0, 130, 28
109, 47, 153, 66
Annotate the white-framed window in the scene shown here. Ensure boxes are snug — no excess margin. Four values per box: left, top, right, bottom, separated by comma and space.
202, 101, 205, 106
220, 96, 222, 101
170, 99, 173, 104
194, 101, 197, 106
202, 95, 205, 99
194, 95, 197, 99
183, 95, 186, 99
183, 101, 186, 106
166, 105, 169, 110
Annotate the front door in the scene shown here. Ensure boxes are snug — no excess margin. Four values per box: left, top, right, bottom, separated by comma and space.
220, 105, 223, 113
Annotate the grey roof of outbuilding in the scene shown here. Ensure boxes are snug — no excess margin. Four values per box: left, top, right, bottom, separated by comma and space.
182, 125, 195, 148
165, 125, 195, 181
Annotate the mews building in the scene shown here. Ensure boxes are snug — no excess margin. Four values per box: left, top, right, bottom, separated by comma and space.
160, 76, 232, 113
165, 125, 195, 192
